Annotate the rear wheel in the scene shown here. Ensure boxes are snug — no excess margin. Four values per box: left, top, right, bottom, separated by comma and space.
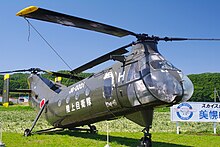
89, 125, 97, 134
24, 129, 31, 137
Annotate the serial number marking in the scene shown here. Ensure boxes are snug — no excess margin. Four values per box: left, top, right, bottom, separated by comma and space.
69, 83, 85, 94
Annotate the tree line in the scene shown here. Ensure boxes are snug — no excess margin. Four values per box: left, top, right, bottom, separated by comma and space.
188, 73, 220, 102
0, 72, 219, 102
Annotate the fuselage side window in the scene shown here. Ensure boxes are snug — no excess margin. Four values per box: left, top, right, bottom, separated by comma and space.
104, 77, 112, 99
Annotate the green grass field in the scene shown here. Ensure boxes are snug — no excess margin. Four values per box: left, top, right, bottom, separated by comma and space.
2, 131, 220, 147
0, 106, 219, 146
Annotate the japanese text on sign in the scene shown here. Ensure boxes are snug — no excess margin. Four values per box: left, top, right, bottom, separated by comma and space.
170, 102, 220, 122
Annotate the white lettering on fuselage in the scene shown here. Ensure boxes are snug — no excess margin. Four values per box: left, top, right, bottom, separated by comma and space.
118, 71, 125, 83
105, 99, 117, 108
66, 97, 92, 113
69, 83, 85, 94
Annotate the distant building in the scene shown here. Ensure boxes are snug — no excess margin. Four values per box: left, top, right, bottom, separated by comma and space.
0, 96, 29, 104
18, 96, 29, 104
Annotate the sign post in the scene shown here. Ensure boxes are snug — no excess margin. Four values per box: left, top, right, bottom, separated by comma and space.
213, 88, 218, 134
213, 122, 217, 134
176, 122, 180, 134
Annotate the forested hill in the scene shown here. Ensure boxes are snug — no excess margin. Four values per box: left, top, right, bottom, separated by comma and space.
0, 72, 219, 102
188, 73, 220, 102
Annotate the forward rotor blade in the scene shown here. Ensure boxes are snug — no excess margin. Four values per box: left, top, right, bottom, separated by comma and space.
16, 6, 136, 37
158, 37, 220, 41
71, 43, 131, 74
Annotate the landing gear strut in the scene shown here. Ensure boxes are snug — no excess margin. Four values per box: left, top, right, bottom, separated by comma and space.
68, 124, 98, 134
139, 127, 152, 147
24, 100, 49, 137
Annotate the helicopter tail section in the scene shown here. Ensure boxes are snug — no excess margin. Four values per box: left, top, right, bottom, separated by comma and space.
28, 74, 66, 108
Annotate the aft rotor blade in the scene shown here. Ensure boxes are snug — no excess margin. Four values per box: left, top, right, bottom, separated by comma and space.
16, 6, 136, 37
0, 69, 32, 74
45, 70, 84, 80
71, 44, 131, 74
0, 68, 83, 80
9, 89, 32, 93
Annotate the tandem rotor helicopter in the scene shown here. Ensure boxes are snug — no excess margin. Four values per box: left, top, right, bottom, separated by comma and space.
1, 6, 220, 147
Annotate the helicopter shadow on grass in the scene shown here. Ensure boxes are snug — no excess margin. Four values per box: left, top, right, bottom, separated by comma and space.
42, 130, 191, 147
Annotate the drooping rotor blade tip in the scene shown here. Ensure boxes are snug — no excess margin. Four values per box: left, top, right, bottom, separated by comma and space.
15, 6, 136, 37
16, 6, 38, 16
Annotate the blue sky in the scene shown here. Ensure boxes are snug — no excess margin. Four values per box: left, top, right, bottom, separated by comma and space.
1, 0, 220, 75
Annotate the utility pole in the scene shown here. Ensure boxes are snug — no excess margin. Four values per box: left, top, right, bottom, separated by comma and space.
214, 88, 217, 102
213, 88, 217, 134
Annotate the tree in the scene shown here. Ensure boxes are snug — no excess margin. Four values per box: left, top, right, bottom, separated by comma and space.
188, 73, 220, 102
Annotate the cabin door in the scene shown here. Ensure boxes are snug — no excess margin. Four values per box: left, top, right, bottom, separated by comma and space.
103, 69, 120, 110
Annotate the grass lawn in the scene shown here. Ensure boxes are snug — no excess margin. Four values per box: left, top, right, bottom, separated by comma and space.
2, 131, 220, 147
0, 106, 219, 146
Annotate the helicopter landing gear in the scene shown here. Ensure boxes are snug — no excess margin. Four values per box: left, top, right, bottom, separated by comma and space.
88, 124, 98, 134
24, 100, 49, 137
24, 129, 31, 137
139, 127, 152, 147
67, 125, 98, 134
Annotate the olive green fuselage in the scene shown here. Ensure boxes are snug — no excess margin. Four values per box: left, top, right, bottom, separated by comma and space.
28, 41, 193, 129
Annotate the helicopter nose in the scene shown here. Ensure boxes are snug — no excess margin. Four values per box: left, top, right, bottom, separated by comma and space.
180, 75, 194, 102
144, 71, 183, 103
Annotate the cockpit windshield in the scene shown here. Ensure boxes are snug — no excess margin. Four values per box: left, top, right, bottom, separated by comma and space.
126, 44, 193, 105
150, 60, 180, 71
137, 53, 183, 103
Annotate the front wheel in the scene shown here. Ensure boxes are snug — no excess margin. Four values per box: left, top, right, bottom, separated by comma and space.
140, 136, 152, 147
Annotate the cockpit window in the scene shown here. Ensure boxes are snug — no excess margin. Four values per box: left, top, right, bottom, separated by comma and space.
40, 76, 61, 93
150, 54, 164, 61
127, 62, 140, 82
103, 71, 114, 99
150, 60, 179, 71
